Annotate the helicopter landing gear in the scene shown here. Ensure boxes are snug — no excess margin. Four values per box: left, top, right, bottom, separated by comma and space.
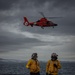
41, 26, 44, 29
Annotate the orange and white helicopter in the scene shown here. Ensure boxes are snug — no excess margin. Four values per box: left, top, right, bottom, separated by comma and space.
23, 12, 58, 29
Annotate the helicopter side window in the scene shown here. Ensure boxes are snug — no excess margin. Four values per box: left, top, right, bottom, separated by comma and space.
49, 21, 54, 25
47, 21, 49, 24
37, 20, 40, 22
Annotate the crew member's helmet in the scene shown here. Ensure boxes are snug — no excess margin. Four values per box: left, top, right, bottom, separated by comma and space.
51, 53, 58, 60
31, 53, 38, 59
51, 53, 58, 57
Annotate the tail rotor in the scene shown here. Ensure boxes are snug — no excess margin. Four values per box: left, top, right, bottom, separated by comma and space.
23, 17, 29, 26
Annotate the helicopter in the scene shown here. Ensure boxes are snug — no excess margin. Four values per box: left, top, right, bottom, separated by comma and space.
23, 12, 58, 29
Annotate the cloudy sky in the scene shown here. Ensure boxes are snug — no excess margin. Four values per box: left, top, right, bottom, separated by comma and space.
0, 0, 75, 61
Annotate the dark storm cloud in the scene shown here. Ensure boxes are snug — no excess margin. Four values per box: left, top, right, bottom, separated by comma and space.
0, 30, 42, 46
18, 0, 75, 10
52, 0, 75, 10
18, 0, 47, 8
0, 15, 18, 23
0, 0, 75, 11
0, 35, 40, 46
0, 35, 44, 52
0, 0, 19, 10
32, 0, 75, 10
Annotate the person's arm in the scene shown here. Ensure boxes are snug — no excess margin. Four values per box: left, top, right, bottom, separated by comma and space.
46, 60, 50, 74
26, 59, 32, 69
57, 60, 61, 69
37, 61, 40, 67
37, 60, 40, 71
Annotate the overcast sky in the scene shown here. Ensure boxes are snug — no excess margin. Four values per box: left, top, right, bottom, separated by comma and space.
0, 0, 75, 61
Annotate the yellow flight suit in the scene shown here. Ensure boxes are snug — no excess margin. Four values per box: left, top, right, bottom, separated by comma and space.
46, 60, 61, 75
26, 59, 40, 73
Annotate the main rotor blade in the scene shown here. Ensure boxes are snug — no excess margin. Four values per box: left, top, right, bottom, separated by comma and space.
39, 12, 45, 18
46, 17, 63, 19
39, 12, 63, 19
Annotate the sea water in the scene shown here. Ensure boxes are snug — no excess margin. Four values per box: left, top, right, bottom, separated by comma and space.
0, 60, 75, 75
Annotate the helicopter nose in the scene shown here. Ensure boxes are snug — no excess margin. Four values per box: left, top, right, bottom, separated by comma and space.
54, 24, 57, 26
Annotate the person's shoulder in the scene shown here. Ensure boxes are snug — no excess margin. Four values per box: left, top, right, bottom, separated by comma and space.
28, 59, 33, 62
47, 60, 51, 62
56, 60, 61, 62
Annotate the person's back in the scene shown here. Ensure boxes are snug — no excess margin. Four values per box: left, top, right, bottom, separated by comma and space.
46, 53, 61, 75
